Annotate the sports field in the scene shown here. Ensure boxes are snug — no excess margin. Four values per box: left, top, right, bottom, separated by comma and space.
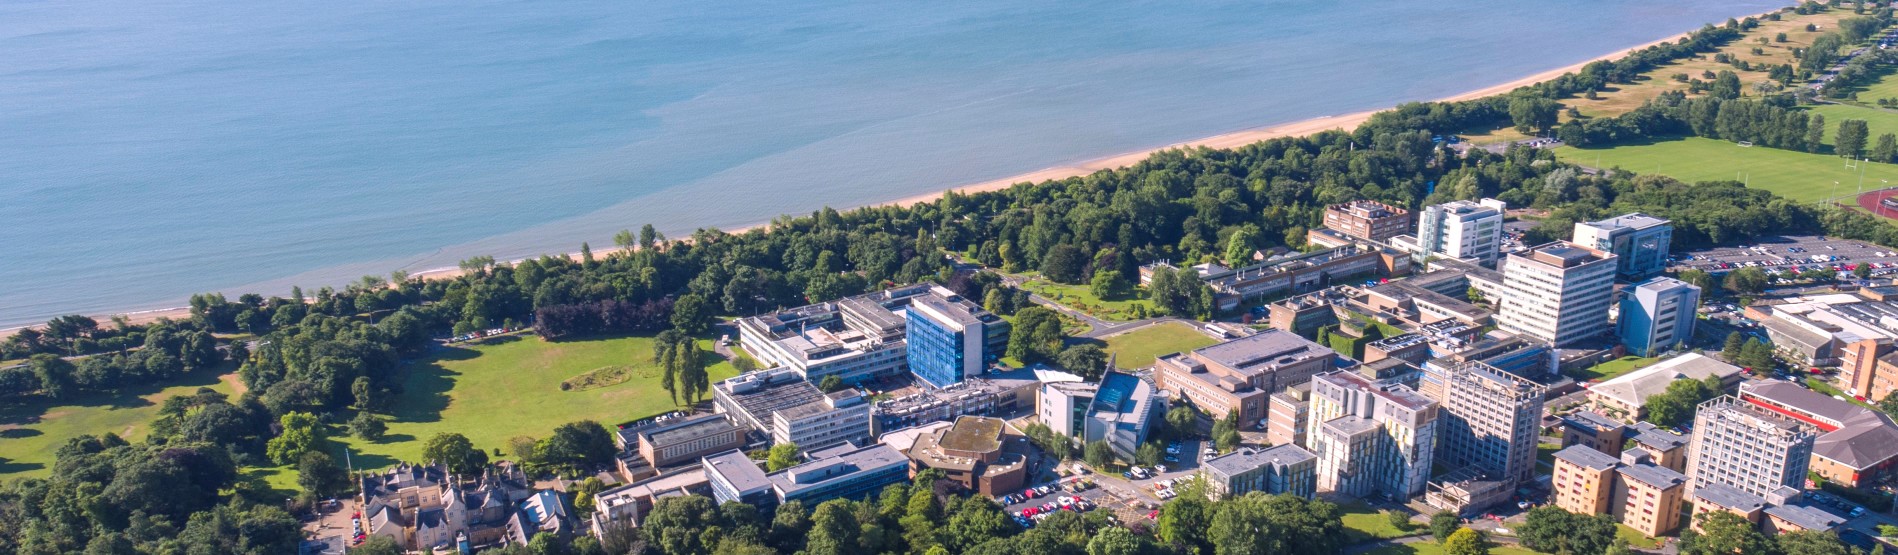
1556, 137, 1898, 204
1098, 321, 1220, 369
0, 368, 239, 478
332, 333, 742, 470
1804, 104, 1898, 149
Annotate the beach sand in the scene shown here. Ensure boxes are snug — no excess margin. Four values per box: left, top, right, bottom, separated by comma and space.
1, 28, 1706, 338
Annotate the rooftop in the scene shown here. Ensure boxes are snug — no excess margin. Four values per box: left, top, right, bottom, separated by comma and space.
1314, 369, 1435, 411
1765, 503, 1847, 531
1203, 444, 1317, 476
1742, 381, 1898, 469
1628, 421, 1689, 451
1552, 445, 1620, 471
1184, 329, 1332, 379
1591, 353, 1741, 409
770, 443, 909, 497
1579, 213, 1670, 233
1561, 411, 1625, 434
1693, 482, 1767, 512
641, 413, 742, 447
703, 449, 771, 495
1520, 241, 1612, 269
1616, 463, 1686, 489
936, 416, 1006, 454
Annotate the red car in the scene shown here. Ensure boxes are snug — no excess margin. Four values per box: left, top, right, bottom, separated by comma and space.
1147, 510, 1160, 520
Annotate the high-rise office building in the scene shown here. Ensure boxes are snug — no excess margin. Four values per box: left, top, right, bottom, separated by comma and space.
1431, 361, 1546, 486
1410, 199, 1505, 265
1686, 395, 1819, 498
1618, 277, 1700, 357
1573, 213, 1673, 281
1305, 370, 1439, 499
905, 291, 1008, 387
1498, 241, 1618, 347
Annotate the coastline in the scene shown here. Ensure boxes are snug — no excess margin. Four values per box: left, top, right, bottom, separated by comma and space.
0, 26, 1711, 337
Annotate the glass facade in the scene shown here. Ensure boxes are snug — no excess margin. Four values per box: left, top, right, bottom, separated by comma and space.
906, 310, 967, 388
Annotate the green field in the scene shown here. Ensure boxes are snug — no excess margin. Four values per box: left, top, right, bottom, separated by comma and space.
1556, 137, 1898, 204
1097, 322, 1220, 369
1571, 356, 1662, 383
1340, 503, 1416, 544
0, 368, 239, 478
1019, 279, 1149, 322
1615, 524, 1663, 549
330, 333, 742, 471
1806, 104, 1898, 149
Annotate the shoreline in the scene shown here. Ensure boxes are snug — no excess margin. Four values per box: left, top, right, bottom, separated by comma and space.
0, 23, 1730, 337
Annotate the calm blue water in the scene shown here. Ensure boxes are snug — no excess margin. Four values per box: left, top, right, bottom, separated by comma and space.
0, 0, 1789, 327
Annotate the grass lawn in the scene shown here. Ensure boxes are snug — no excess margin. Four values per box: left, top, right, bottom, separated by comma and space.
1019, 279, 1150, 322
1360, 543, 1542, 555
1564, 8, 1847, 120
1341, 502, 1415, 544
1805, 103, 1898, 151
329, 333, 741, 471
1572, 356, 1662, 383
1804, 376, 1873, 408
0, 367, 238, 478
1537, 442, 1561, 467
1094, 322, 1220, 370
1555, 137, 1898, 204
1616, 524, 1664, 549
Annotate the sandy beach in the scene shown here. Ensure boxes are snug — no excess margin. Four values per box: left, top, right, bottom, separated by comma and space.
0, 27, 1709, 338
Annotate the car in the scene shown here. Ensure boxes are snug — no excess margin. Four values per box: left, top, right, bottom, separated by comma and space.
1155, 464, 1168, 473
1148, 510, 1161, 520
1123, 471, 1135, 479
1852, 507, 1867, 518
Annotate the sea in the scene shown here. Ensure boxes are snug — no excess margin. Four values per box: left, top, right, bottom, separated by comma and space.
0, 0, 1792, 328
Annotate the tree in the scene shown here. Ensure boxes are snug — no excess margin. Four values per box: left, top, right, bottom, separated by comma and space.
1041, 244, 1088, 284
1212, 410, 1242, 452
534, 421, 618, 475
1684, 511, 1772, 555
1874, 133, 1898, 164
1508, 97, 1560, 133
1881, 392, 1898, 420
1734, 338, 1778, 371
28, 354, 75, 399
1839, 119, 1872, 159
265, 411, 322, 465
1006, 307, 1066, 363
817, 374, 844, 392
1859, 262, 1876, 279
1083, 440, 1115, 468
1430, 510, 1461, 543
1809, 113, 1828, 153
1443, 528, 1490, 555
1166, 405, 1201, 440
805, 500, 862, 555
1090, 270, 1131, 300
670, 294, 710, 335
1086, 526, 1143, 555
1385, 510, 1411, 531
423, 432, 488, 475
1224, 229, 1257, 267
767, 442, 801, 471
1057, 345, 1110, 381
349, 412, 387, 441
1711, 70, 1742, 100
297, 450, 349, 498
1776, 530, 1856, 555
572, 477, 607, 516
1724, 266, 1768, 296
1135, 442, 1164, 467
1680, 268, 1715, 290
1643, 377, 1719, 428
1722, 331, 1746, 360
1156, 495, 1212, 553
1518, 506, 1617, 555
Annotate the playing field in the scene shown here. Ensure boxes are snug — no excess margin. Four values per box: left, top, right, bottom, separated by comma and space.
1555, 137, 1898, 204
331, 333, 742, 471
1098, 321, 1220, 369
1804, 103, 1898, 150
0, 368, 239, 478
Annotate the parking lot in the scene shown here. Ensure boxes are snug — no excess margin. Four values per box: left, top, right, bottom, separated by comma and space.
1671, 235, 1898, 277
994, 437, 1211, 527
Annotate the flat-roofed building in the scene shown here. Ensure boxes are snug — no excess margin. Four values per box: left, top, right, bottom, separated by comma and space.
1552, 445, 1620, 515
1572, 213, 1672, 281
905, 292, 1009, 388
713, 367, 872, 450
589, 465, 710, 535
1153, 330, 1335, 428
1037, 371, 1164, 461
767, 443, 911, 506
903, 416, 1030, 497
1140, 242, 1409, 312
704, 450, 774, 509
635, 414, 747, 469
1739, 380, 1898, 488
1618, 277, 1700, 357
1613, 460, 1688, 537
1325, 200, 1414, 242
1411, 199, 1505, 266
1432, 361, 1545, 487
1306, 370, 1438, 499
1201, 444, 1318, 500
1687, 395, 1819, 498
1689, 483, 1767, 532
1268, 290, 1344, 337
1559, 411, 1628, 457
1764, 503, 1847, 536
1266, 383, 1311, 447
1497, 241, 1618, 347
1587, 353, 1742, 422
735, 284, 1007, 386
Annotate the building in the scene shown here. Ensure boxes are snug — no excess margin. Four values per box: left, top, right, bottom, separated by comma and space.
1139, 242, 1410, 312
713, 367, 872, 450
1689, 483, 1768, 531
1738, 380, 1898, 488
704, 449, 776, 508
1763, 503, 1847, 536
1496, 241, 1618, 347
1324, 200, 1414, 242
871, 369, 1052, 433
634, 413, 747, 469
1618, 277, 1700, 357
1153, 330, 1335, 428
768, 443, 911, 506
1572, 213, 1673, 281
1268, 290, 1344, 337
1201, 444, 1319, 500
1359, 281, 1493, 328
1431, 361, 1545, 487
1404, 198, 1505, 266
1627, 421, 1691, 473
1266, 383, 1312, 448
504, 490, 576, 547
1306, 370, 1439, 499
1587, 353, 1743, 422
589, 465, 710, 536
358, 463, 538, 552
1559, 411, 1628, 456
1549, 445, 1689, 537
905, 291, 1010, 387
904, 416, 1030, 496
735, 284, 1007, 385
1038, 371, 1164, 460
1686, 395, 1819, 498
1747, 292, 1898, 367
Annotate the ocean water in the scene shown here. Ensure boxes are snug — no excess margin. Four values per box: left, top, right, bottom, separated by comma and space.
0, 0, 1789, 327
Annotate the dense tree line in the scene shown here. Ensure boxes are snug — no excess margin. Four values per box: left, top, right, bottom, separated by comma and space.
534, 297, 675, 340
0, 319, 225, 400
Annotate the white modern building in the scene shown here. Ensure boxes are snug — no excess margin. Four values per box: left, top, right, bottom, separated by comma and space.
1497, 241, 1618, 347
1573, 213, 1672, 281
1305, 370, 1438, 499
1038, 371, 1165, 461
1618, 276, 1701, 357
1400, 198, 1506, 266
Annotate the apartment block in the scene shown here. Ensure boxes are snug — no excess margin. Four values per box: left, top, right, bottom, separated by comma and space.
1201, 444, 1319, 500
1552, 445, 1620, 515
1689, 482, 1767, 532
1618, 277, 1700, 357
1497, 241, 1618, 347
1686, 395, 1819, 498
1572, 213, 1672, 281
1403, 198, 1505, 266
1550, 445, 1688, 536
1324, 200, 1414, 242
1559, 411, 1628, 457
1431, 361, 1546, 487
1306, 370, 1438, 499
1842, 337, 1898, 404
713, 367, 872, 450
1266, 383, 1311, 447
1153, 330, 1335, 428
